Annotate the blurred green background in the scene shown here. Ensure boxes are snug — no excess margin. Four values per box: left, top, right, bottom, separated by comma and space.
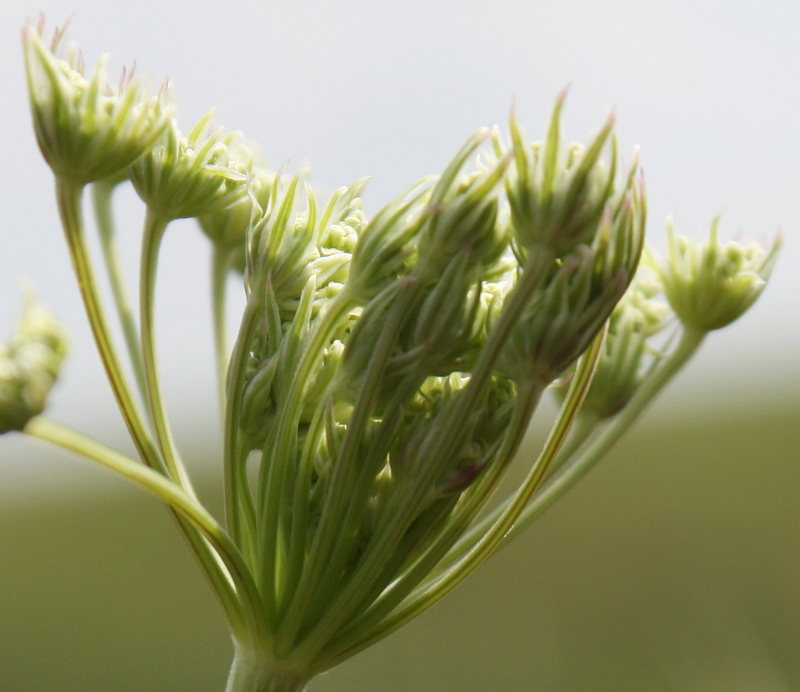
2, 395, 798, 691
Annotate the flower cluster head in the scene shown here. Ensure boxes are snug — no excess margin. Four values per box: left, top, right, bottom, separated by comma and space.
129, 112, 251, 220
22, 18, 172, 185
13, 18, 787, 685
0, 296, 67, 434
652, 217, 781, 332
237, 175, 366, 443
219, 101, 650, 664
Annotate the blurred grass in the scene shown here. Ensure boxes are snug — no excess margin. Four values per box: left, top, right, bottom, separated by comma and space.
1, 401, 799, 691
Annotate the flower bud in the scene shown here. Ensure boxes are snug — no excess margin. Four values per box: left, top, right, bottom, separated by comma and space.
497, 171, 645, 386
415, 129, 511, 278
1, 298, 68, 434
338, 132, 513, 407
346, 178, 434, 304
654, 217, 781, 332
245, 177, 364, 319
129, 113, 249, 220
235, 181, 364, 448
497, 245, 629, 385
22, 20, 171, 185
506, 92, 618, 257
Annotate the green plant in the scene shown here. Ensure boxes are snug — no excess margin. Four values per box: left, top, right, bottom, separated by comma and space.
1, 19, 780, 691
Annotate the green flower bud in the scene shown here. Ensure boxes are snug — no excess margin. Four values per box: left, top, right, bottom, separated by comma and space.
654, 217, 781, 332
347, 178, 434, 303
497, 246, 627, 385
339, 131, 513, 406
1, 297, 68, 434
129, 112, 249, 220
22, 20, 172, 185
338, 253, 493, 411
236, 180, 364, 448
506, 91, 620, 257
497, 171, 645, 386
245, 176, 364, 322
415, 128, 511, 278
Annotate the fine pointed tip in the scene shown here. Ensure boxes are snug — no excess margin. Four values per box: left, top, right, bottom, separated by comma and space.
353, 175, 372, 196
636, 168, 646, 194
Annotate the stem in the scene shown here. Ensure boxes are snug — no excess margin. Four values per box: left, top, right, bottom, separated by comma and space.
212, 245, 232, 420
54, 180, 268, 650
226, 643, 312, 692
55, 178, 165, 476
433, 409, 599, 575
135, 209, 265, 643
275, 287, 416, 652
25, 417, 270, 647
492, 324, 706, 548
139, 208, 195, 493
326, 379, 544, 653
91, 180, 149, 410
257, 293, 354, 628
289, 249, 555, 662
224, 301, 260, 564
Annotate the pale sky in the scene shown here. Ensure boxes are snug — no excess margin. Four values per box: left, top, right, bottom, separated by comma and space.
1, 0, 798, 483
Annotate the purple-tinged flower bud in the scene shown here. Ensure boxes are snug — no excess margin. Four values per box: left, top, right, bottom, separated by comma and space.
22, 19, 171, 185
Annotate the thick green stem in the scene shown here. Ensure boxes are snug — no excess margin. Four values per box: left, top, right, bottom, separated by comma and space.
275, 287, 417, 653
226, 644, 313, 692
443, 324, 706, 566
323, 379, 544, 655
224, 301, 261, 565
435, 409, 600, 575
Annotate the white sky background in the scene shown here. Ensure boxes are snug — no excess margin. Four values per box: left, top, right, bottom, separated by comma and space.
1, 0, 798, 487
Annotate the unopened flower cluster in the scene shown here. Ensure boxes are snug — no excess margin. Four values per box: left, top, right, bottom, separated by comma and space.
4, 20, 781, 691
